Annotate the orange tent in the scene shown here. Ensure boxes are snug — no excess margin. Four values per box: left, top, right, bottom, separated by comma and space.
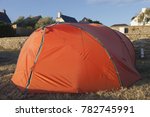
12, 23, 141, 93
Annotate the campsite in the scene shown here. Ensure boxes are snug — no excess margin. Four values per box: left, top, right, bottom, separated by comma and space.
0, 2, 150, 100
0, 30, 150, 99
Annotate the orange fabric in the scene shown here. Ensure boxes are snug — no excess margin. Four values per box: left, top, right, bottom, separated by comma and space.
12, 23, 141, 93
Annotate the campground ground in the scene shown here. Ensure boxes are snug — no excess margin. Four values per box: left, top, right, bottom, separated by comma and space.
0, 38, 150, 99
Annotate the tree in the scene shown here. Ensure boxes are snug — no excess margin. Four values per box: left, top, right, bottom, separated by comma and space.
13, 16, 56, 30
137, 13, 144, 23
21, 16, 42, 29
35, 17, 55, 29
88, 18, 102, 24
13, 16, 24, 24
91, 20, 102, 24
145, 8, 150, 16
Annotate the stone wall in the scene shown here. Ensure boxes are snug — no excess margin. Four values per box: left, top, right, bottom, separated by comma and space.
0, 37, 27, 50
111, 26, 150, 40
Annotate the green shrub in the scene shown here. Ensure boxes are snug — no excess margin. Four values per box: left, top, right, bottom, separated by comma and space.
35, 17, 55, 29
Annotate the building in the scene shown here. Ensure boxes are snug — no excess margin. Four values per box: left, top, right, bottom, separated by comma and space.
111, 8, 150, 40
0, 9, 11, 24
111, 25, 150, 40
131, 8, 150, 26
56, 12, 78, 23
111, 24, 129, 34
12, 16, 41, 36
80, 17, 90, 23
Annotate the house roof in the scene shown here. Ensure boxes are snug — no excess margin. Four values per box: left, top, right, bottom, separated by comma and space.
111, 24, 128, 27
131, 8, 150, 21
80, 17, 90, 23
0, 11, 11, 24
61, 15, 78, 23
131, 16, 136, 20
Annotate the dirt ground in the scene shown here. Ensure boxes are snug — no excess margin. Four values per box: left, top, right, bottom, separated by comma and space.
0, 39, 150, 100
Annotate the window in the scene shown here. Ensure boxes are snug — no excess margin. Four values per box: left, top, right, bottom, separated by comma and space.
124, 28, 128, 33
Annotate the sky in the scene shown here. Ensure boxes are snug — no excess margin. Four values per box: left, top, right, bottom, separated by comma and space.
0, 0, 150, 26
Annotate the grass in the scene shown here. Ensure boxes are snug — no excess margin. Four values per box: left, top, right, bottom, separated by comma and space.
0, 39, 150, 100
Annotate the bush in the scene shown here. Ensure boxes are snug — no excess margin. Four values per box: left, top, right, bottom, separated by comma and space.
35, 17, 55, 29
13, 16, 25, 24
0, 22, 16, 37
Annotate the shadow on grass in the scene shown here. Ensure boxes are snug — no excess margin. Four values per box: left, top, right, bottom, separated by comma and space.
135, 58, 150, 86
0, 71, 118, 100
0, 84, 117, 100
0, 50, 19, 65
0, 75, 117, 100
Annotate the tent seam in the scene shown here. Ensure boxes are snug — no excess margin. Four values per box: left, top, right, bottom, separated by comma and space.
117, 31, 136, 65
24, 27, 46, 93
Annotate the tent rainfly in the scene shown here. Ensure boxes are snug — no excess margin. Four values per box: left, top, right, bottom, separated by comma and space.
12, 23, 141, 93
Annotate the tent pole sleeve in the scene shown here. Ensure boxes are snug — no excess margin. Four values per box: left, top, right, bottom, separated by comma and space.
24, 27, 46, 94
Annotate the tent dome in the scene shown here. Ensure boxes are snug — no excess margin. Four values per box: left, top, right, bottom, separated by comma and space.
12, 23, 141, 93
